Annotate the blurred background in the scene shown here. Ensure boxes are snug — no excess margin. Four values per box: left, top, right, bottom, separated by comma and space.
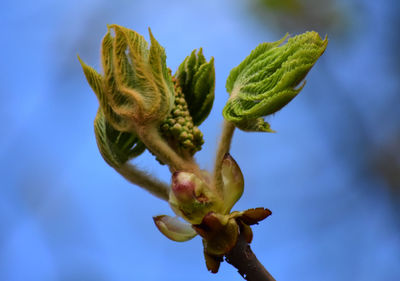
1, 0, 399, 280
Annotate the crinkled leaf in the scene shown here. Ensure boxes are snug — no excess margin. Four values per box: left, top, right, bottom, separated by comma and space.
175, 49, 215, 125
223, 31, 327, 132
100, 30, 135, 131
78, 55, 104, 100
225, 34, 288, 94
148, 28, 175, 115
110, 25, 174, 123
94, 109, 145, 167
79, 55, 127, 132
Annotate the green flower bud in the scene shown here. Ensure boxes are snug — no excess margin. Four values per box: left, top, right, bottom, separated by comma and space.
160, 123, 169, 132
167, 119, 176, 126
182, 140, 194, 149
177, 117, 186, 125
171, 123, 182, 134
179, 131, 188, 141
173, 109, 182, 116
223, 31, 328, 132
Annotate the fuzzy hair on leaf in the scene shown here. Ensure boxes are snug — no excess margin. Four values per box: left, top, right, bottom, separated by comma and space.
223, 31, 327, 132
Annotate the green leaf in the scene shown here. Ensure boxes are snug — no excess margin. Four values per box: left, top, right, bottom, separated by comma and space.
108, 25, 175, 124
148, 28, 175, 118
223, 31, 327, 132
94, 109, 145, 168
78, 55, 104, 100
225, 34, 288, 94
81, 24, 175, 134
78, 55, 128, 132
175, 49, 215, 126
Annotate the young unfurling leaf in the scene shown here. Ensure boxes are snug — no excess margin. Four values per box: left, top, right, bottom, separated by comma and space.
80, 24, 175, 134
175, 49, 215, 126
78, 56, 129, 131
223, 31, 327, 132
94, 109, 145, 168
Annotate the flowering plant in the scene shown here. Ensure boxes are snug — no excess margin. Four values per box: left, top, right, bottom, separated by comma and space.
79, 24, 327, 280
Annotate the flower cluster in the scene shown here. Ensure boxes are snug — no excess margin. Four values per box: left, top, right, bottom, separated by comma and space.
160, 78, 204, 156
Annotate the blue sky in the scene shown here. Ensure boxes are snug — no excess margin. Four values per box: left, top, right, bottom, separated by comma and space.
1, 0, 399, 280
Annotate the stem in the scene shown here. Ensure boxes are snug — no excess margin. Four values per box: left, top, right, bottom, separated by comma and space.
137, 126, 198, 172
115, 163, 170, 201
213, 121, 236, 192
225, 230, 276, 281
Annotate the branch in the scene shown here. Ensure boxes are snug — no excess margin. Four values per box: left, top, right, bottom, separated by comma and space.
225, 230, 276, 281
213, 120, 236, 192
